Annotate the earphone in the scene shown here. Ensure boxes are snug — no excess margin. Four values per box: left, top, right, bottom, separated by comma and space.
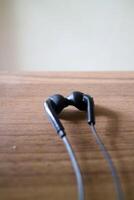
44, 91, 124, 200
44, 91, 95, 138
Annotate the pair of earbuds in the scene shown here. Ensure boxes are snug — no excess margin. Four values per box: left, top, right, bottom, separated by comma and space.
44, 91, 95, 138
44, 91, 123, 200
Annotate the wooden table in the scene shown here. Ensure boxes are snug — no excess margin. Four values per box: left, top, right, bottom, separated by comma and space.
0, 72, 134, 200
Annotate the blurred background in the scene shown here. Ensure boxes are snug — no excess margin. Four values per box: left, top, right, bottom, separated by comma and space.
0, 0, 134, 71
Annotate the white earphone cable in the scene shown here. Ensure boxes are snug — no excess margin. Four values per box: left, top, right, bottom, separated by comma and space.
90, 124, 124, 200
62, 134, 84, 200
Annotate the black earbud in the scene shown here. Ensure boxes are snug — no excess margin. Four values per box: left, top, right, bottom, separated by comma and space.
67, 91, 87, 111
49, 94, 69, 114
44, 91, 95, 138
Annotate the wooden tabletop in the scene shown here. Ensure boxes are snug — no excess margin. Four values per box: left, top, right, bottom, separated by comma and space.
0, 72, 134, 200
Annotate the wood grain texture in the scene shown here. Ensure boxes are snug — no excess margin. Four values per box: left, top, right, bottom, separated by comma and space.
0, 72, 134, 200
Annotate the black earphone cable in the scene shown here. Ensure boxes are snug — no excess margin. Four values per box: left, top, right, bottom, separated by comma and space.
89, 123, 124, 200
61, 131, 84, 200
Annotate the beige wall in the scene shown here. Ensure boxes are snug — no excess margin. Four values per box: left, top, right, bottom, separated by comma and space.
0, 0, 18, 70
0, 0, 134, 71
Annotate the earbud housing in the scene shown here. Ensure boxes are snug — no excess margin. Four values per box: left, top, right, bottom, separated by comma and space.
44, 91, 95, 138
